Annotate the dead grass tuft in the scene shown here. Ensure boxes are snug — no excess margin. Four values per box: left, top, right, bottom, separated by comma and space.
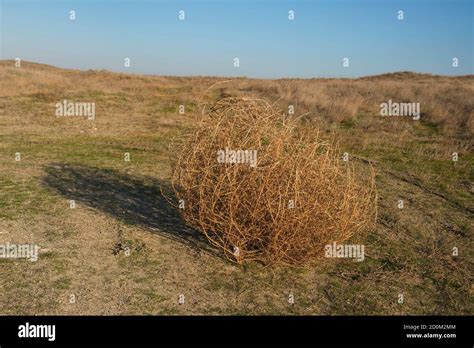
171, 97, 377, 265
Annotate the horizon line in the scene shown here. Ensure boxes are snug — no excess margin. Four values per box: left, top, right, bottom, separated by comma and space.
1, 59, 473, 80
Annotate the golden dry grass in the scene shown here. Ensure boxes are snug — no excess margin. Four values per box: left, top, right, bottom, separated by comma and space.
171, 97, 377, 265
0, 60, 472, 315
227, 74, 474, 134
2, 61, 472, 136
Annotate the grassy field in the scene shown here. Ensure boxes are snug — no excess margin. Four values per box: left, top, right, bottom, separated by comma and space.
0, 60, 472, 315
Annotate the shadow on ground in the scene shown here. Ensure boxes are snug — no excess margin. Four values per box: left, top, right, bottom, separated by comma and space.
42, 163, 216, 254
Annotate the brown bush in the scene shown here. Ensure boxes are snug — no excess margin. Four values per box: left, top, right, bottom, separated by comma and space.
171, 97, 377, 265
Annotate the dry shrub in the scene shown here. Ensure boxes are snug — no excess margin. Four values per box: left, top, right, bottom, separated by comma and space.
171, 97, 377, 265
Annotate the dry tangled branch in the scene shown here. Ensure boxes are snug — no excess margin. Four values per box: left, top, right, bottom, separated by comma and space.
171, 97, 377, 265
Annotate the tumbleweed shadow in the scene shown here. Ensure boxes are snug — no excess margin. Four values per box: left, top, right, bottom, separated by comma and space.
42, 163, 215, 254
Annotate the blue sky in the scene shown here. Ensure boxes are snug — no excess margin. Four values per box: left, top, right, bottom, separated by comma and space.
1, 0, 472, 78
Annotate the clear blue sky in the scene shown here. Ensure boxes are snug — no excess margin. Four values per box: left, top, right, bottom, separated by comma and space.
1, 0, 472, 78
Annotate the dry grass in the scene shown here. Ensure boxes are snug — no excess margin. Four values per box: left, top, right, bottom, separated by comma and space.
0, 60, 472, 315
171, 97, 377, 265
2, 61, 472, 134
214, 73, 474, 134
